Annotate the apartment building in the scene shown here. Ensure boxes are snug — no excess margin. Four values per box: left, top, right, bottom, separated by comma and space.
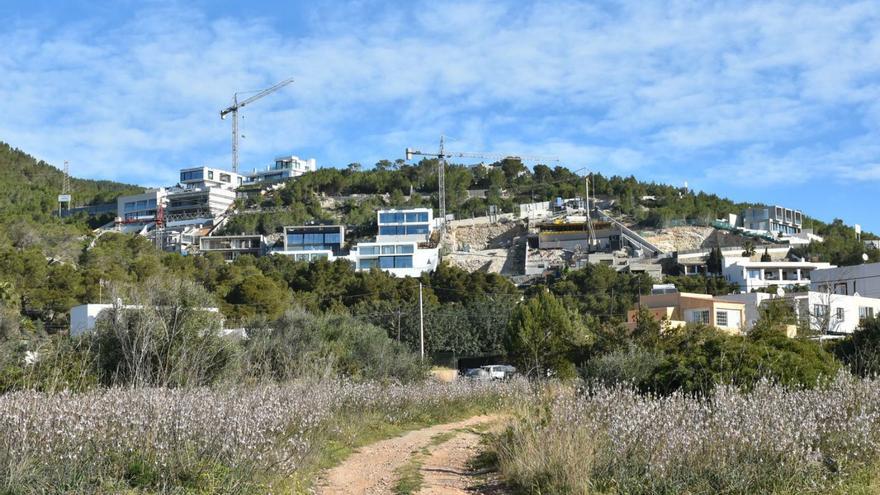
627, 286, 746, 334
179, 167, 243, 190
811, 262, 880, 299
164, 186, 236, 223
199, 235, 265, 261
349, 241, 439, 277
722, 255, 833, 293
116, 189, 167, 231
275, 224, 345, 262
247, 155, 317, 183
376, 208, 434, 243
740, 205, 803, 235
720, 291, 880, 336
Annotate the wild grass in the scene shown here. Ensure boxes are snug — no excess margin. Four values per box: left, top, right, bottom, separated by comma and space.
0, 379, 526, 494
493, 373, 880, 495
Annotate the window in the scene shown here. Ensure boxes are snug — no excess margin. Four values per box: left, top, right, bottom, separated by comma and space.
379, 226, 404, 235
689, 310, 710, 325
814, 304, 828, 317
379, 212, 405, 223
379, 256, 395, 269
287, 234, 304, 245
360, 246, 378, 255
124, 201, 136, 211
859, 307, 875, 320
381, 245, 395, 254
748, 269, 761, 279
716, 310, 728, 327
325, 233, 341, 244
405, 212, 429, 222
219, 173, 231, 183
405, 224, 430, 234
208, 170, 214, 180
394, 255, 413, 268
833, 283, 848, 295
836, 307, 845, 320
396, 244, 414, 254
180, 170, 203, 181
360, 259, 378, 269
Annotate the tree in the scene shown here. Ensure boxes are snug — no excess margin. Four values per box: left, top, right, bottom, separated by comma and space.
707, 246, 723, 275
225, 274, 290, 321
761, 247, 772, 262
742, 241, 756, 257
506, 290, 592, 378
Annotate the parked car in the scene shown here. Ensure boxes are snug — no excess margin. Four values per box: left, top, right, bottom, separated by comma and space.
480, 365, 517, 380
464, 368, 491, 380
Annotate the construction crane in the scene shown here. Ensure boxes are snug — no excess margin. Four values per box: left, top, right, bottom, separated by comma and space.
220, 77, 294, 173
405, 136, 558, 230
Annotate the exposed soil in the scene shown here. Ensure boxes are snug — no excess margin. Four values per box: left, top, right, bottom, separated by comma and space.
316, 415, 505, 495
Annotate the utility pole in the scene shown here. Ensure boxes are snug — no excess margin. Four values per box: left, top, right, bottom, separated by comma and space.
584, 175, 597, 250
419, 282, 425, 360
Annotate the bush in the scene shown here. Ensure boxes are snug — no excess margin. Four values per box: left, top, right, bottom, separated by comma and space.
240, 308, 427, 383
495, 374, 880, 495
93, 277, 235, 387
832, 317, 880, 377
581, 344, 664, 388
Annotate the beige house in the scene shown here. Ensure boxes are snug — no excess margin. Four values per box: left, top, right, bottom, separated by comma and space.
627, 289, 747, 335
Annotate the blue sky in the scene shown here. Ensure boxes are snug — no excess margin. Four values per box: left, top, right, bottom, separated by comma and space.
2, 1, 879, 230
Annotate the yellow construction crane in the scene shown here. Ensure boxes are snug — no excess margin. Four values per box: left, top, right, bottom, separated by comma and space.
220, 77, 294, 173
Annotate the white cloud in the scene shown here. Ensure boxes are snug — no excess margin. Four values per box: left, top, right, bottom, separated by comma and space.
0, 0, 878, 196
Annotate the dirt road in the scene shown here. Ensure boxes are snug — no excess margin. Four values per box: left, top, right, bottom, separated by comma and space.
316, 414, 504, 495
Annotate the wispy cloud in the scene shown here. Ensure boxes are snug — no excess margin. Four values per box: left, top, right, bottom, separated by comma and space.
0, 0, 879, 200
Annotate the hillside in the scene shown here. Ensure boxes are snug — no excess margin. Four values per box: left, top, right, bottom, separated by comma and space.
0, 142, 142, 222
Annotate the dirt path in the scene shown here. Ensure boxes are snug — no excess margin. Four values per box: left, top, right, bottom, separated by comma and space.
316, 414, 503, 495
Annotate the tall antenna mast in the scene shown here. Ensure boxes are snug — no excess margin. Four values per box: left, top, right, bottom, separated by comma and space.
58, 160, 72, 216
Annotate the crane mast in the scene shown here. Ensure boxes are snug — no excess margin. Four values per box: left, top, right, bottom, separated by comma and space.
405, 137, 558, 231
220, 77, 294, 173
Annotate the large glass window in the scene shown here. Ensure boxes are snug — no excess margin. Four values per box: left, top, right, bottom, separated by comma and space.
180, 170, 203, 181
380, 212, 405, 223
405, 212, 429, 222
381, 245, 395, 254
360, 246, 378, 255
379, 256, 395, 269
360, 258, 378, 269
406, 224, 430, 234
860, 307, 875, 320
220, 173, 231, 183
379, 226, 404, 235
396, 244, 414, 254
394, 256, 413, 268
325, 233, 341, 244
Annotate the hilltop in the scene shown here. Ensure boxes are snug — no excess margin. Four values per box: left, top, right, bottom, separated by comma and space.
0, 142, 142, 223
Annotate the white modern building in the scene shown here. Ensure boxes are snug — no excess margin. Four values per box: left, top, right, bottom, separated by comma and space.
349, 241, 439, 277
740, 206, 803, 235
199, 235, 265, 261
164, 186, 236, 225
811, 262, 880, 299
179, 167, 243, 190
722, 255, 834, 293
376, 208, 434, 243
719, 291, 880, 335
247, 155, 316, 183
116, 189, 167, 232
274, 225, 345, 262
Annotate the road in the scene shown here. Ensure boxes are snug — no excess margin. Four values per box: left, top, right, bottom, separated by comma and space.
316, 414, 506, 495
